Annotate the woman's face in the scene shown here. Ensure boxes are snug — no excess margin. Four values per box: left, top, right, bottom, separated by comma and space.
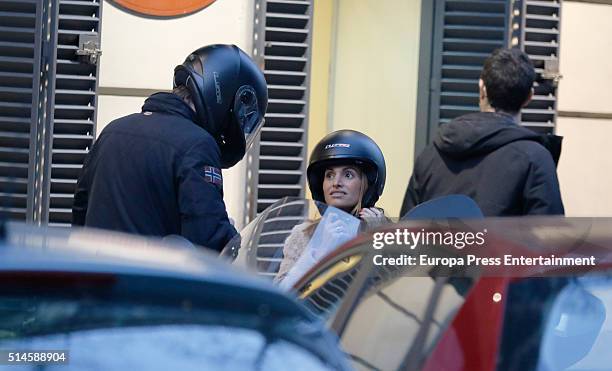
322, 165, 363, 211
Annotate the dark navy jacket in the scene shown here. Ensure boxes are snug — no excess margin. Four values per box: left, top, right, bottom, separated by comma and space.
73, 93, 237, 252
401, 112, 565, 217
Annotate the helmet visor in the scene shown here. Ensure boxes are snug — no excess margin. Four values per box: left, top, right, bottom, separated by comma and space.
245, 115, 264, 150
234, 85, 266, 151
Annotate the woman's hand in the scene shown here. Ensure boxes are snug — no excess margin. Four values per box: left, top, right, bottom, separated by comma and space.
359, 207, 384, 219
359, 207, 389, 229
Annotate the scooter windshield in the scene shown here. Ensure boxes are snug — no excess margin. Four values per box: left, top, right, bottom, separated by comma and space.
220, 198, 364, 289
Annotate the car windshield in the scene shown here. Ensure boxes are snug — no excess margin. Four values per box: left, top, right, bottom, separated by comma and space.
0, 296, 335, 371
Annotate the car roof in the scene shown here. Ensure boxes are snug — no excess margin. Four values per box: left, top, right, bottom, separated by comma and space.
3, 222, 247, 281
0, 222, 310, 317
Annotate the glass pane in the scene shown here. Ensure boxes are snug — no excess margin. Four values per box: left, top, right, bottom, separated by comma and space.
340, 277, 468, 371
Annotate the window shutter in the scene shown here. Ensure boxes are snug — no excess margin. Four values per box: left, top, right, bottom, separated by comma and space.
0, 0, 42, 221
0, 0, 101, 226
428, 0, 509, 141
515, 0, 561, 134
247, 0, 313, 222
47, 0, 101, 226
423, 0, 561, 146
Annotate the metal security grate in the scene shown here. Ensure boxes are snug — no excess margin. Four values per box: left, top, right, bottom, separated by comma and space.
246, 0, 313, 221
0, 0, 42, 221
46, 0, 101, 226
514, 0, 561, 134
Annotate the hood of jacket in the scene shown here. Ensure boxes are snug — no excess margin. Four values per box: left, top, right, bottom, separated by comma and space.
433, 112, 544, 159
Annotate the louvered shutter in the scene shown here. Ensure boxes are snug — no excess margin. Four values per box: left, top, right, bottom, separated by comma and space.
247, 0, 312, 221
515, 0, 560, 134
47, 0, 101, 226
0, 0, 100, 226
428, 0, 509, 141
424, 0, 561, 145
0, 0, 42, 221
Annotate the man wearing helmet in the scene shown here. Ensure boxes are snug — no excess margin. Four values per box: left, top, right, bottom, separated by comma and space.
401, 48, 563, 217
73, 44, 267, 252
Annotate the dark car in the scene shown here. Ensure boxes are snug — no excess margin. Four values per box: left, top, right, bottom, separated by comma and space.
0, 222, 352, 371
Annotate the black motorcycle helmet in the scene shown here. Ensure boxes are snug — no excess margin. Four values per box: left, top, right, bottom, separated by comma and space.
307, 130, 386, 208
173, 44, 268, 168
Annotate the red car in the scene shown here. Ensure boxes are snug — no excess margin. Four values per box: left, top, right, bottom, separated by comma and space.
293, 217, 612, 371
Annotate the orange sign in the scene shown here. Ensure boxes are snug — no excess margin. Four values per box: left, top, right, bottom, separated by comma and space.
112, 0, 217, 17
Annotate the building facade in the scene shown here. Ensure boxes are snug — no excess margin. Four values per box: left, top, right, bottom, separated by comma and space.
1, 0, 610, 229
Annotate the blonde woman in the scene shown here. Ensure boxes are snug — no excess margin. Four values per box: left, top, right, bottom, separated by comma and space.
276, 130, 387, 284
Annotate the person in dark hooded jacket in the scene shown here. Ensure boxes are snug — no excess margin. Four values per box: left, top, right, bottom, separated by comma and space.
72, 45, 268, 252
401, 48, 564, 217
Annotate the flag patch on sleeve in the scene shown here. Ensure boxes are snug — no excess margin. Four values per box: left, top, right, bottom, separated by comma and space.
204, 166, 223, 188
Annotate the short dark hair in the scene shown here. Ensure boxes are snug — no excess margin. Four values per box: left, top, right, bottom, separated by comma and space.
480, 48, 535, 113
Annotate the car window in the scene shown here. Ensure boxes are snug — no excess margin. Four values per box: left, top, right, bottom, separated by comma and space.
340, 276, 468, 371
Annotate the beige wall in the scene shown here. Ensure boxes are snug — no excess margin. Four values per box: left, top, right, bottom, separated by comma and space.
557, 2, 612, 216
96, 0, 254, 227
328, 0, 421, 217
558, 2, 612, 114
96, 95, 144, 134
557, 118, 612, 216
99, 0, 254, 90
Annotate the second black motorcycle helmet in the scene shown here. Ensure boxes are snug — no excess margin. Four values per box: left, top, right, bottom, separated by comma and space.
173, 44, 268, 168
307, 130, 386, 208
